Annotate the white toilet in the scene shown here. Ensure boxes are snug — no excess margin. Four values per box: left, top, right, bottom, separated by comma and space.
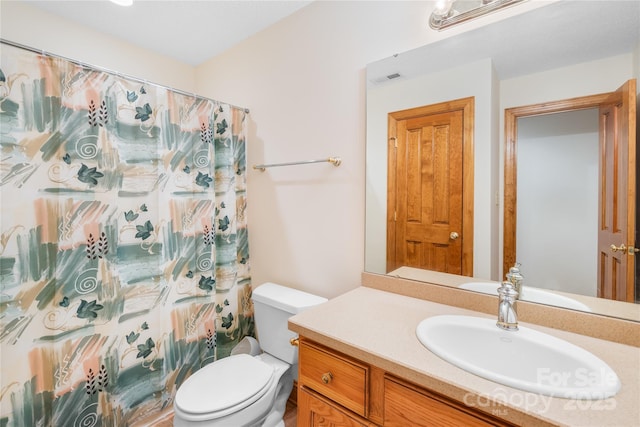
173, 282, 327, 426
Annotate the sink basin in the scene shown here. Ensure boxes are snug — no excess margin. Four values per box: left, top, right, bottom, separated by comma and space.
459, 282, 591, 312
416, 315, 620, 399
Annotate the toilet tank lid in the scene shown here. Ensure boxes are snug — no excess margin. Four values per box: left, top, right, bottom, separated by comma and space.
252, 283, 328, 314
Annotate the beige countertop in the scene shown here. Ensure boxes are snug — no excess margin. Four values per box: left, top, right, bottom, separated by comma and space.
288, 286, 640, 427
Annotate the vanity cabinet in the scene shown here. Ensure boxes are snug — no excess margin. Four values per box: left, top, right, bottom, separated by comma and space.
297, 338, 516, 427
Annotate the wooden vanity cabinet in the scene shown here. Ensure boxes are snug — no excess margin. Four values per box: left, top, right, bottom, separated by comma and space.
297, 337, 516, 427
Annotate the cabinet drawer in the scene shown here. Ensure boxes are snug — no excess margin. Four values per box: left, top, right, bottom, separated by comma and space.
299, 340, 369, 417
384, 376, 516, 427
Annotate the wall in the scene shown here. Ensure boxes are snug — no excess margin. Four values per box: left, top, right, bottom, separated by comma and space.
0, 1, 196, 93
500, 53, 635, 108
1, 0, 557, 299
195, 0, 549, 298
194, 1, 432, 298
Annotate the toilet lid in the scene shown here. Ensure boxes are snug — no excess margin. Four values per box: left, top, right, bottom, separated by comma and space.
175, 354, 274, 415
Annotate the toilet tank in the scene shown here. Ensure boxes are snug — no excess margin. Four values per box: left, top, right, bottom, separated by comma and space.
251, 283, 327, 364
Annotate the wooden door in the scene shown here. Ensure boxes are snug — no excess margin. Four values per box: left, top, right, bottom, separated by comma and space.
386, 98, 474, 275
597, 79, 637, 302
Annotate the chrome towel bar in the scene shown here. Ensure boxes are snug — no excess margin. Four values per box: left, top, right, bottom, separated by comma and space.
253, 157, 341, 171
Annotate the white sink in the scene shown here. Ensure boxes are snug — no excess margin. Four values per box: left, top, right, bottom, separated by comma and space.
459, 282, 591, 312
416, 315, 620, 399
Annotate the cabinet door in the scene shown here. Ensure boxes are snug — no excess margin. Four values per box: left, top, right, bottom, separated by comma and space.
384, 376, 514, 427
298, 387, 375, 427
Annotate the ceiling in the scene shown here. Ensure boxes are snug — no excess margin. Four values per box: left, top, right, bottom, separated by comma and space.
17, 1, 640, 79
19, 0, 313, 66
367, 0, 640, 86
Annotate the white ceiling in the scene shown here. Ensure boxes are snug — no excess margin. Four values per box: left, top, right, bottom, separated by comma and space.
20, 0, 313, 66
367, 0, 640, 86
17, 1, 640, 78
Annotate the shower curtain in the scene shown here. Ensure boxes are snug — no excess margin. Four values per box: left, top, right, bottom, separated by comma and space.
0, 42, 253, 426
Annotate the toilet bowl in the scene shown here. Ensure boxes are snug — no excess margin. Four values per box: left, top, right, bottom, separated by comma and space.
173, 283, 327, 426
173, 353, 292, 427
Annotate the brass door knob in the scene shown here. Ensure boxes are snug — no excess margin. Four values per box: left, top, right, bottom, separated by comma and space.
289, 337, 299, 347
321, 372, 333, 384
450, 231, 459, 240
610, 243, 627, 253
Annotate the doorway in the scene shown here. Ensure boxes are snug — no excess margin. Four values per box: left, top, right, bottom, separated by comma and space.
503, 80, 637, 302
517, 109, 599, 296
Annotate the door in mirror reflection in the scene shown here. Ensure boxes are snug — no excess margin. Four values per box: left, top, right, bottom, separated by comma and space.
598, 79, 637, 302
387, 98, 474, 276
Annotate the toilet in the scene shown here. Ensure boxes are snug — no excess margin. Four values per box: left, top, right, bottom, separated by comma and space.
173, 282, 327, 426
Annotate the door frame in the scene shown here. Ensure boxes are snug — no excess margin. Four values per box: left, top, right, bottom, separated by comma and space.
387, 97, 475, 275
503, 92, 611, 279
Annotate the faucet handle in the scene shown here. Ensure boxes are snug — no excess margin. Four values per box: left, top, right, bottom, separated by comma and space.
505, 263, 524, 298
497, 281, 519, 300
507, 263, 524, 278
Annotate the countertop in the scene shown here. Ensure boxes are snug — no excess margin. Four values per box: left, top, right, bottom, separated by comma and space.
288, 286, 640, 427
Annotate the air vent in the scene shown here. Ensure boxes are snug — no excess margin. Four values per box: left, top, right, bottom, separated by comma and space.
368, 72, 403, 86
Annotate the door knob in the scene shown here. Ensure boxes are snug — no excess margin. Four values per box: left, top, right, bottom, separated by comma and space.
450, 232, 459, 240
610, 243, 627, 253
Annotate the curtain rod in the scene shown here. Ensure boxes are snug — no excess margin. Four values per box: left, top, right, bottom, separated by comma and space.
0, 38, 250, 114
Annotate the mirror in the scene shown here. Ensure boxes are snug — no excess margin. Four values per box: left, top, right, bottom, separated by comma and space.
365, 0, 640, 321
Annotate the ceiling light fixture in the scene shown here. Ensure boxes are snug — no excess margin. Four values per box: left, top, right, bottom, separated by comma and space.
429, 0, 526, 30
109, 0, 133, 6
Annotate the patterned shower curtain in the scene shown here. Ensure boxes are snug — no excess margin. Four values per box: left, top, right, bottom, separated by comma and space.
0, 42, 253, 426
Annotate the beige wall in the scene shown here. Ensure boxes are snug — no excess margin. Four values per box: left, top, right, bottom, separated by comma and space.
195, 0, 550, 298
1, 0, 550, 299
195, 1, 435, 298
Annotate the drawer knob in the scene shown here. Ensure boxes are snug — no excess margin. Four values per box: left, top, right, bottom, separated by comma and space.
321, 372, 333, 384
290, 337, 299, 347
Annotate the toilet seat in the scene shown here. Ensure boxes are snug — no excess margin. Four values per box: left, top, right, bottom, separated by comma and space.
175, 353, 275, 419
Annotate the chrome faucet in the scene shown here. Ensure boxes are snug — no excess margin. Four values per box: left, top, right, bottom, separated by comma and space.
505, 263, 524, 299
496, 281, 519, 331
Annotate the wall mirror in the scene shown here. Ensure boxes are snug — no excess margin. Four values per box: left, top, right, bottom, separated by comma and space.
365, 0, 640, 321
